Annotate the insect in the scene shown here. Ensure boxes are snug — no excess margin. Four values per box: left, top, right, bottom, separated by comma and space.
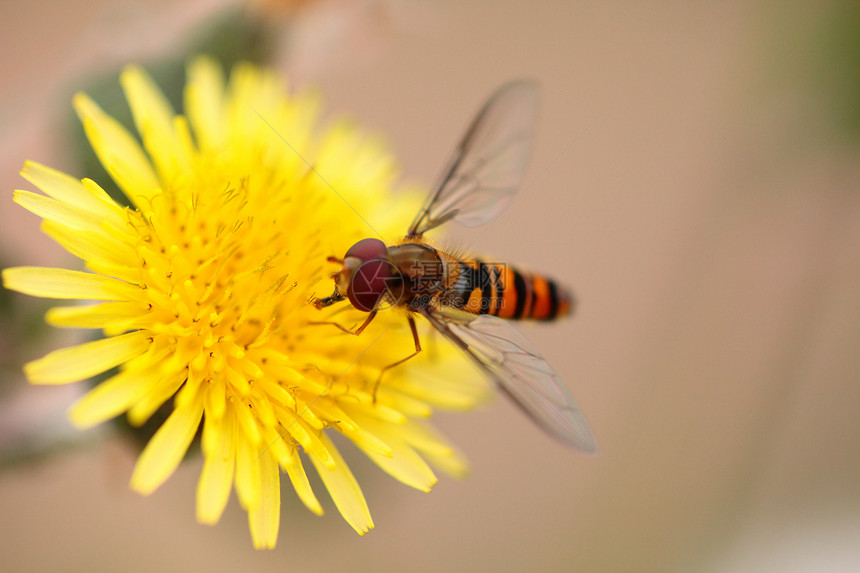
313, 82, 596, 452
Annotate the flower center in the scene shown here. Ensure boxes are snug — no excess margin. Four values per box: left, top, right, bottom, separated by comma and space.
127, 178, 315, 394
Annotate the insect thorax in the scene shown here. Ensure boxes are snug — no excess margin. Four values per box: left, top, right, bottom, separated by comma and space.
387, 243, 461, 307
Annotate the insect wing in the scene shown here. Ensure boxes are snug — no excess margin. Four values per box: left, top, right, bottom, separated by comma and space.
407, 82, 539, 237
422, 311, 597, 452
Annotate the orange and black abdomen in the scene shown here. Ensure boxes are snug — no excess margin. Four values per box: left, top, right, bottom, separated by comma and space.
448, 260, 573, 320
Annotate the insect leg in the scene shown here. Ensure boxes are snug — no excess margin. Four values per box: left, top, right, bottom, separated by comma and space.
309, 310, 378, 336
371, 314, 422, 403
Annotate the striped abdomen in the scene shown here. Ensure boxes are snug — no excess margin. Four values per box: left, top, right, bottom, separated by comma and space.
444, 260, 573, 320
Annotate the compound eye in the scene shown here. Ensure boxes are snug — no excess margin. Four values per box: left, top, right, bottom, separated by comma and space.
345, 238, 388, 263
347, 259, 392, 312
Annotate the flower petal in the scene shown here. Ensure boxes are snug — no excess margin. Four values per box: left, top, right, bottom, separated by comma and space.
310, 434, 374, 535
234, 421, 261, 510
126, 368, 187, 427
272, 405, 334, 471
2, 267, 135, 300
13, 190, 106, 231
69, 366, 158, 427
185, 57, 226, 152
20, 161, 120, 220
248, 452, 280, 550
401, 420, 470, 479
130, 396, 204, 495
282, 448, 323, 516
41, 220, 137, 272
197, 410, 236, 525
234, 399, 262, 446
25, 330, 151, 385
46, 302, 147, 330
121, 66, 184, 184
74, 92, 161, 207
345, 408, 438, 492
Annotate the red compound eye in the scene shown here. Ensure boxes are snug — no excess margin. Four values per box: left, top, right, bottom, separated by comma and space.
344, 239, 392, 312
347, 259, 392, 311
345, 238, 388, 262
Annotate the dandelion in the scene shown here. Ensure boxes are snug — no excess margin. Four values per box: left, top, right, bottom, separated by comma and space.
2, 57, 487, 548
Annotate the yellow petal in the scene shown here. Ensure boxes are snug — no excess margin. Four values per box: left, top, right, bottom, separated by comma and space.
402, 420, 470, 479
46, 302, 147, 330
248, 452, 280, 549
234, 422, 261, 510
344, 408, 437, 492
126, 368, 187, 427
121, 66, 181, 180
197, 410, 236, 524
272, 405, 334, 471
80, 178, 127, 221
69, 366, 157, 428
130, 397, 204, 495
25, 330, 151, 385
20, 161, 119, 220
74, 92, 161, 207
309, 434, 373, 535
234, 399, 262, 446
41, 220, 136, 271
255, 379, 295, 410
282, 448, 323, 516
415, 448, 470, 479
376, 387, 434, 418
337, 425, 393, 459
400, 365, 492, 410
13, 190, 106, 231
185, 57, 226, 152
203, 378, 227, 422
366, 442, 437, 493
164, 116, 196, 195
257, 426, 292, 469
2, 266, 135, 301
248, 387, 277, 428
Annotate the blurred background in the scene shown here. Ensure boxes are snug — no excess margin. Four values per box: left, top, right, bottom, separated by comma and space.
2, 1, 859, 571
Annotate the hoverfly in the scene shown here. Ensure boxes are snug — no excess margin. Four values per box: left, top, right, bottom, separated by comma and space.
314, 82, 596, 452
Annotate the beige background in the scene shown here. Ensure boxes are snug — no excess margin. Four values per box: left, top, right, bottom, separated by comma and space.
2, 1, 859, 572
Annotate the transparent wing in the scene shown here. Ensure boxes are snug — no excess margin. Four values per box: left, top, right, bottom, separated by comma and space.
421, 309, 597, 452
407, 81, 539, 238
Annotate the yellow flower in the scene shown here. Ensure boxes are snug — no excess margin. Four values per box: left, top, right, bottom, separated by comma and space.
2, 57, 487, 548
